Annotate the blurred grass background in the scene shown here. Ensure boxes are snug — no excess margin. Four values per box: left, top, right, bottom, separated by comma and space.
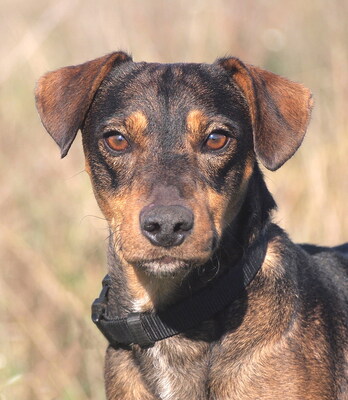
0, 0, 347, 398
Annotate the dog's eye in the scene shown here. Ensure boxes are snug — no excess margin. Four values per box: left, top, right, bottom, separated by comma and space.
203, 130, 229, 151
104, 132, 130, 152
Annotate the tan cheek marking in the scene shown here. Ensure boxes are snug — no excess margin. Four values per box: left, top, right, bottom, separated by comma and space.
94, 182, 145, 219
94, 189, 129, 225
125, 111, 148, 139
205, 188, 228, 236
93, 187, 154, 305
204, 159, 255, 236
96, 186, 151, 246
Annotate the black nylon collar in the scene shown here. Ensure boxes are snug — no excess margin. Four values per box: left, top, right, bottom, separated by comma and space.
91, 230, 268, 348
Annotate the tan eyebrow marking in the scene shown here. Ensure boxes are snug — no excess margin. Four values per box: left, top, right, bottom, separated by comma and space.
186, 109, 208, 133
125, 111, 148, 137
186, 109, 209, 146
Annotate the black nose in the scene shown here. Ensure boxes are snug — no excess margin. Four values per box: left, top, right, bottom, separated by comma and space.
140, 205, 194, 248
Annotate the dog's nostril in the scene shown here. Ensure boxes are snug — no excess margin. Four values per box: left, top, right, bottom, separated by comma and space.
174, 223, 182, 233
174, 220, 192, 232
143, 222, 160, 233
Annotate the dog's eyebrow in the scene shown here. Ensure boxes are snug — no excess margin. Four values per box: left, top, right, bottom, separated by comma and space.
124, 111, 148, 135
99, 111, 148, 134
187, 110, 242, 135
207, 118, 242, 136
186, 109, 208, 133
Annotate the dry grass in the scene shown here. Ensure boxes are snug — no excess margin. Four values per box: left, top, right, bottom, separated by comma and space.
0, 0, 347, 398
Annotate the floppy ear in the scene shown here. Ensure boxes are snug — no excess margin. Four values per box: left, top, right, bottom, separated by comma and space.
35, 51, 132, 157
217, 57, 313, 171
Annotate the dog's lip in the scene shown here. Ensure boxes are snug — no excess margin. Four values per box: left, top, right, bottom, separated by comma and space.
137, 256, 192, 275
136, 256, 192, 268
156, 256, 180, 263
141, 256, 185, 265
133, 255, 208, 268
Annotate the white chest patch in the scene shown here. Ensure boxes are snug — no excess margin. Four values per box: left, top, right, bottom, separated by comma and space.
147, 345, 175, 400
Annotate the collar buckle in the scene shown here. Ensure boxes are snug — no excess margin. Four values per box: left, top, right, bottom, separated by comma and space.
91, 275, 111, 323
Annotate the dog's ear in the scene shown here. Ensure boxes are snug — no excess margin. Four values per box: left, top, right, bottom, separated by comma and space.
35, 51, 132, 158
217, 57, 313, 171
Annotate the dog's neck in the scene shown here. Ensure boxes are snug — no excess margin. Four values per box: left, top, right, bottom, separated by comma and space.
106, 166, 276, 317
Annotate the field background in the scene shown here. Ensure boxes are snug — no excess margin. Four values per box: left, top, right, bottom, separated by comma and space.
1, 0, 347, 399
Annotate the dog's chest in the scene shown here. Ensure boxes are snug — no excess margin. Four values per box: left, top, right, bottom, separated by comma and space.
107, 327, 337, 400
138, 338, 289, 400
140, 337, 212, 400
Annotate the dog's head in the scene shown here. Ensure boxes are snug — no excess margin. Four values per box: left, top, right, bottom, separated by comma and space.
36, 52, 312, 275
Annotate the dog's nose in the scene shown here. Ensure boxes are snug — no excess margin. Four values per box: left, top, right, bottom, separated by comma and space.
140, 205, 194, 247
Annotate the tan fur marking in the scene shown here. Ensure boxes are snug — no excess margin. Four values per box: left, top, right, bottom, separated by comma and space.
186, 109, 208, 145
186, 109, 207, 132
204, 189, 226, 237
95, 188, 152, 304
204, 158, 254, 237
125, 111, 148, 138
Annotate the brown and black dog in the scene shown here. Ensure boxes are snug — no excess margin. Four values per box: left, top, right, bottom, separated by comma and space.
35, 52, 348, 400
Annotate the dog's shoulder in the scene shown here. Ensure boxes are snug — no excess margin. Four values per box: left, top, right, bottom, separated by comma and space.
255, 224, 347, 328
299, 242, 348, 297
298, 243, 348, 322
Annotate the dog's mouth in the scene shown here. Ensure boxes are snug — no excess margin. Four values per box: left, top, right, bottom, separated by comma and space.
137, 256, 194, 276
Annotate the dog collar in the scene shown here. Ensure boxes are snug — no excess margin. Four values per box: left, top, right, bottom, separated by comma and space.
91, 231, 268, 348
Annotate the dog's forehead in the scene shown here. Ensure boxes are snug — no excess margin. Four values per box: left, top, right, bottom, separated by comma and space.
91, 61, 247, 127
105, 61, 230, 99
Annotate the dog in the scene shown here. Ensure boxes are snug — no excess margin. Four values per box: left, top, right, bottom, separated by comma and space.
35, 52, 348, 400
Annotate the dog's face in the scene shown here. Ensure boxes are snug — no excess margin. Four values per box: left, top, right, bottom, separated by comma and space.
83, 62, 254, 274
35, 52, 313, 276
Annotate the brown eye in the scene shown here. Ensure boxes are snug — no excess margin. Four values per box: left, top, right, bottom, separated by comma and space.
204, 130, 229, 151
104, 132, 130, 152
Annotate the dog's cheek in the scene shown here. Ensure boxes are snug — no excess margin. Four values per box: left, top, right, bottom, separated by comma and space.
100, 185, 151, 258
89, 189, 127, 229
204, 188, 231, 237
116, 190, 148, 256
83, 153, 133, 224
85, 145, 138, 203
207, 157, 254, 236
181, 193, 217, 259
